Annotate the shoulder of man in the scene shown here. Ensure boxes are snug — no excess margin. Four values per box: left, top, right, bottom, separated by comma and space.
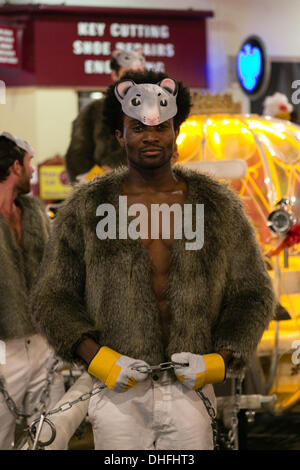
17, 193, 51, 236
174, 165, 244, 211
173, 165, 255, 242
18, 193, 47, 213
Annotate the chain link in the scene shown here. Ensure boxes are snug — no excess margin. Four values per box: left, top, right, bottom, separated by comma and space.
0, 375, 31, 423
227, 377, 243, 450
28, 383, 105, 449
0, 354, 61, 424
45, 384, 105, 417
131, 361, 188, 374
36, 356, 62, 415
195, 388, 219, 450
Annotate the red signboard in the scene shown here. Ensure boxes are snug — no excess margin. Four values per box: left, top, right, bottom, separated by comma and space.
0, 6, 213, 88
0, 25, 20, 67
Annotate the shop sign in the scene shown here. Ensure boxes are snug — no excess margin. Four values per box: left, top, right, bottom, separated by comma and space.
39, 165, 72, 200
0, 7, 212, 88
0, 25, 20, 67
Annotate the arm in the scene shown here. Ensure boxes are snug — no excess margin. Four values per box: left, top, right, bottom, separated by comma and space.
76, 337, 100, 364
30, 190, 150, 391
219, 349, 233, 367
171, 203, 274, 389
30, 191, 101, 364
212, 192, 276, 376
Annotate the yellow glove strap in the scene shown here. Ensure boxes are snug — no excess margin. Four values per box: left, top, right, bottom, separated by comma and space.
88, 346, 121, 386
203, 353, 225, 384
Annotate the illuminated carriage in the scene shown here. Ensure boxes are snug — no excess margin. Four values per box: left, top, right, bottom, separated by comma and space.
176, 92, 300, 415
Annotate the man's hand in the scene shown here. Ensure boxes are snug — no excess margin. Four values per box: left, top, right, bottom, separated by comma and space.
171, 352, 226, 390
88, 346, 150, 392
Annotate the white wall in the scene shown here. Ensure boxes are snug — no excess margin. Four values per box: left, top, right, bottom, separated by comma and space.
0, 87, 78, 163
211, 0, 300, 60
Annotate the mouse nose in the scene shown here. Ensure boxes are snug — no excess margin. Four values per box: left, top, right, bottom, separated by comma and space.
145, 114, 159, 126
132, 60, 144, 70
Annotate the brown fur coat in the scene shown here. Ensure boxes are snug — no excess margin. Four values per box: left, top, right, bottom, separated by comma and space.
30, 166, 275, 376
65, 99, 127, 182
0, 195, 50, 339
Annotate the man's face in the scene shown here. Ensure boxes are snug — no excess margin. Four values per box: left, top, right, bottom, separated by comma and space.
16, 152, 34, 194
116, 115, 177, 170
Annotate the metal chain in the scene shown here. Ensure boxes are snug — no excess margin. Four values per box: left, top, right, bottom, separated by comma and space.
28, 361, 187, 448
195, 389, 219, 450
0, 354, 61, 424
30, 381, 221, 451
45, 383, 105, 417
35, 356, 62, 415
31, 362, 181, 423
227, 377, 243, 450
28, 361, 223, 450
0, 375, 31, 423
28, 384, 105, 449
131, 360, 188, 374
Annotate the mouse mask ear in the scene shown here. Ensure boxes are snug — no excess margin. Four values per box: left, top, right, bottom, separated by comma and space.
158, 78, 178, 97
0, 131, 35, 156
114, 80, 135, 102
112, 49, 122, 59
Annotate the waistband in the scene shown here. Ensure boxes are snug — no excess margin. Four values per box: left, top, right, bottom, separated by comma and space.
149, 368, 177, 385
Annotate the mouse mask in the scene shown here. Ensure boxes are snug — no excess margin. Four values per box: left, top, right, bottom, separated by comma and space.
112, 49, 146, 71
114, 78, 178, 126
1, 131, 35, 156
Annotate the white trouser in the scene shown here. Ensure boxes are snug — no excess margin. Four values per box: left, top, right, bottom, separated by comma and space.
0, 334, 65, 450
88, 370, 216, 450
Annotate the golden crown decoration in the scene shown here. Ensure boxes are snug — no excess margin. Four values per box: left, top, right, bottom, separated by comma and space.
190, 92, 242, 115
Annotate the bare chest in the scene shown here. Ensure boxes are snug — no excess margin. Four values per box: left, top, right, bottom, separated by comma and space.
125, 190, 186, 250
123, 185, 187, 344
125, 190, 186, 295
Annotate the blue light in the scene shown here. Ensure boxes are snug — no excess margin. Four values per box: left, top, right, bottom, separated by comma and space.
237, 43, 262, 92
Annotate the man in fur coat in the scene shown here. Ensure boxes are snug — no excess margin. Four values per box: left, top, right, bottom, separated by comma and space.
65, 49, 147, 183
31, 71, 275, 450
0, 133, 64, 449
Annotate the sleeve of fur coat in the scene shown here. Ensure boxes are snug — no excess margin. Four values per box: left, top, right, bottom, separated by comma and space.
65, 101, 101, 183
65, 99, 127, 182
212, 189, 276, 376
30, 190, 100, 365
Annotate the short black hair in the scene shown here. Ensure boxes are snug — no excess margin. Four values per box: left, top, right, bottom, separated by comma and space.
103, 70, 192, 134
0, 136, 25, 182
